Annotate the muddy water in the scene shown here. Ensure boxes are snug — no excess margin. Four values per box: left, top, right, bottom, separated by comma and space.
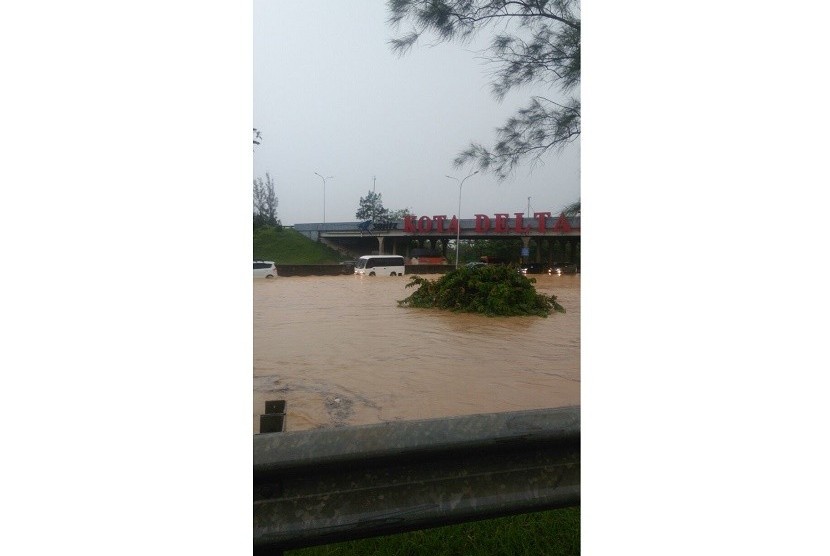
253, 273, 580, 432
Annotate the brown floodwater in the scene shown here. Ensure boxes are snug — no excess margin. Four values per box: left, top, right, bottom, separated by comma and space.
253, 272, 580, 432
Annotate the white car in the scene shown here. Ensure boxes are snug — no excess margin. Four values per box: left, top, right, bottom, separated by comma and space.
253, 260, 277, 278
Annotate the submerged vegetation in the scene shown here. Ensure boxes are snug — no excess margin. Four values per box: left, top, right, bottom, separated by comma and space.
398, 264, 565, 317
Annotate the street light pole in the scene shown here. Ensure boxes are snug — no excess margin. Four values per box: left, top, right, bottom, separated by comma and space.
314, 172, 334, 223
446, 170, 479, 268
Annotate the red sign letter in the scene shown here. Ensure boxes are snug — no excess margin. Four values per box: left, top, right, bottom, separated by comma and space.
404, 215, 417, 233
513, 212, 531, 233
474, 214, 491, 233
417, 216, 433, 233
533, 212, 552, 232
494, 213, 509, 233
448, 216, 459, 233
552, 212, 572, 233
433, 215, 447, 233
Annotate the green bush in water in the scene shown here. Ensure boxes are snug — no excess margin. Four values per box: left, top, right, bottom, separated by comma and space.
398, 265, 565, 317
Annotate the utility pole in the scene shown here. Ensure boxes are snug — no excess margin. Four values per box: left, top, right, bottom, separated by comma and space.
314, 172, 333, 223
446, 170, 479, 269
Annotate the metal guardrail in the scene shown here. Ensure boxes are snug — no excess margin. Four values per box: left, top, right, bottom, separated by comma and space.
253, 406, 580, 554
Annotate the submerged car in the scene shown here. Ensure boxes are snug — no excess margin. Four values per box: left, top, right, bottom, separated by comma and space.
520, 262, 579, 275
551, 262, 579, 275
520, 262, 551, 275
253, 260, 277, 278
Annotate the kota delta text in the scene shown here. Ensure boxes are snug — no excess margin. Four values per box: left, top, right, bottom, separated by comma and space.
403, 212, 553, 234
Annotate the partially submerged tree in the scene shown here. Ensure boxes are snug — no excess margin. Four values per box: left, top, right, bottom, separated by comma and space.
388, 0, 580, 180
398, 264, 565, 317
253, 172, 281, 228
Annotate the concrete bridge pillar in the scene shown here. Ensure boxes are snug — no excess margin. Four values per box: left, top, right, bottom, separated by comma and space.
521, 236, 531, 262
376, 236, 385, 254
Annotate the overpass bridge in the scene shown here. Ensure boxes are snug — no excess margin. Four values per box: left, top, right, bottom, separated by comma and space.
294, 211, 580, 264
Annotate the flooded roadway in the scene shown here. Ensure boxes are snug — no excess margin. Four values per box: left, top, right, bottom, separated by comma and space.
253, 272, 580, 431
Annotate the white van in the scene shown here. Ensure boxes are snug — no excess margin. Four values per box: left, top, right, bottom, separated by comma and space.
253, 260, 277, 278
354, 255, 406, 276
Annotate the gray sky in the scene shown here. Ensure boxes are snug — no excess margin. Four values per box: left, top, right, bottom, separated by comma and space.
254, 0, 580, 225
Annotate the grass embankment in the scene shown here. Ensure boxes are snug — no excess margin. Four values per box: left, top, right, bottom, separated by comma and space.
288, 507, 580, 556
253, 226, 346, 264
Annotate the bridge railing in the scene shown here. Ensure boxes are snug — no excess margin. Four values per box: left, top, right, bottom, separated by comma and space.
253, 406, 580, 554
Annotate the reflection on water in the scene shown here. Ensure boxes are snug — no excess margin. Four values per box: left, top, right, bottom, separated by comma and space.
254, 273, 580, 431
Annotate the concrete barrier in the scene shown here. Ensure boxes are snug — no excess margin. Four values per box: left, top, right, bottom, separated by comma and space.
274, 265, 351, 276
273, 264, 452, 277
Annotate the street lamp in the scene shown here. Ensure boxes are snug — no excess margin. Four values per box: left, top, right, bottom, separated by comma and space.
445, 170, 479, 268
314, 172, 334, 223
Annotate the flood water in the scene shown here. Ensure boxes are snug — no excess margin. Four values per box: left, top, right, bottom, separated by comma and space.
253, 273, 580, 432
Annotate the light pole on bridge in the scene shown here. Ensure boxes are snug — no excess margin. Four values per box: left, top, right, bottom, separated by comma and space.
445, 170, 479, 269
314, 172, 334, 224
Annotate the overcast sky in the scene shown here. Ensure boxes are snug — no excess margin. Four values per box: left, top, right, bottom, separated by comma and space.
254, 0, 580, 225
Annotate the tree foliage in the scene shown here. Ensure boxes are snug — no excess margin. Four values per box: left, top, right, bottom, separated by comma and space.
387, 207, 414, 220
562, 199, 580, 216
398, 264, 565, 317
388, 0, 580, 180
355, 191, 412, 222
253, 172, 281, 229
463, 238, 523, 264
355, 190, 389, 221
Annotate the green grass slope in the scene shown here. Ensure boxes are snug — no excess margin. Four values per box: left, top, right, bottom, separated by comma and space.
289, 507, 580, 556
253, 226, 346, 264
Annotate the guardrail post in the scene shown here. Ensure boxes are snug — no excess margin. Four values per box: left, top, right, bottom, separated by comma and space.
259, 400, 286, 434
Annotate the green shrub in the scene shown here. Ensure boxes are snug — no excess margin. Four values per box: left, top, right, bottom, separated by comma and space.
398, 265, 565, 317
